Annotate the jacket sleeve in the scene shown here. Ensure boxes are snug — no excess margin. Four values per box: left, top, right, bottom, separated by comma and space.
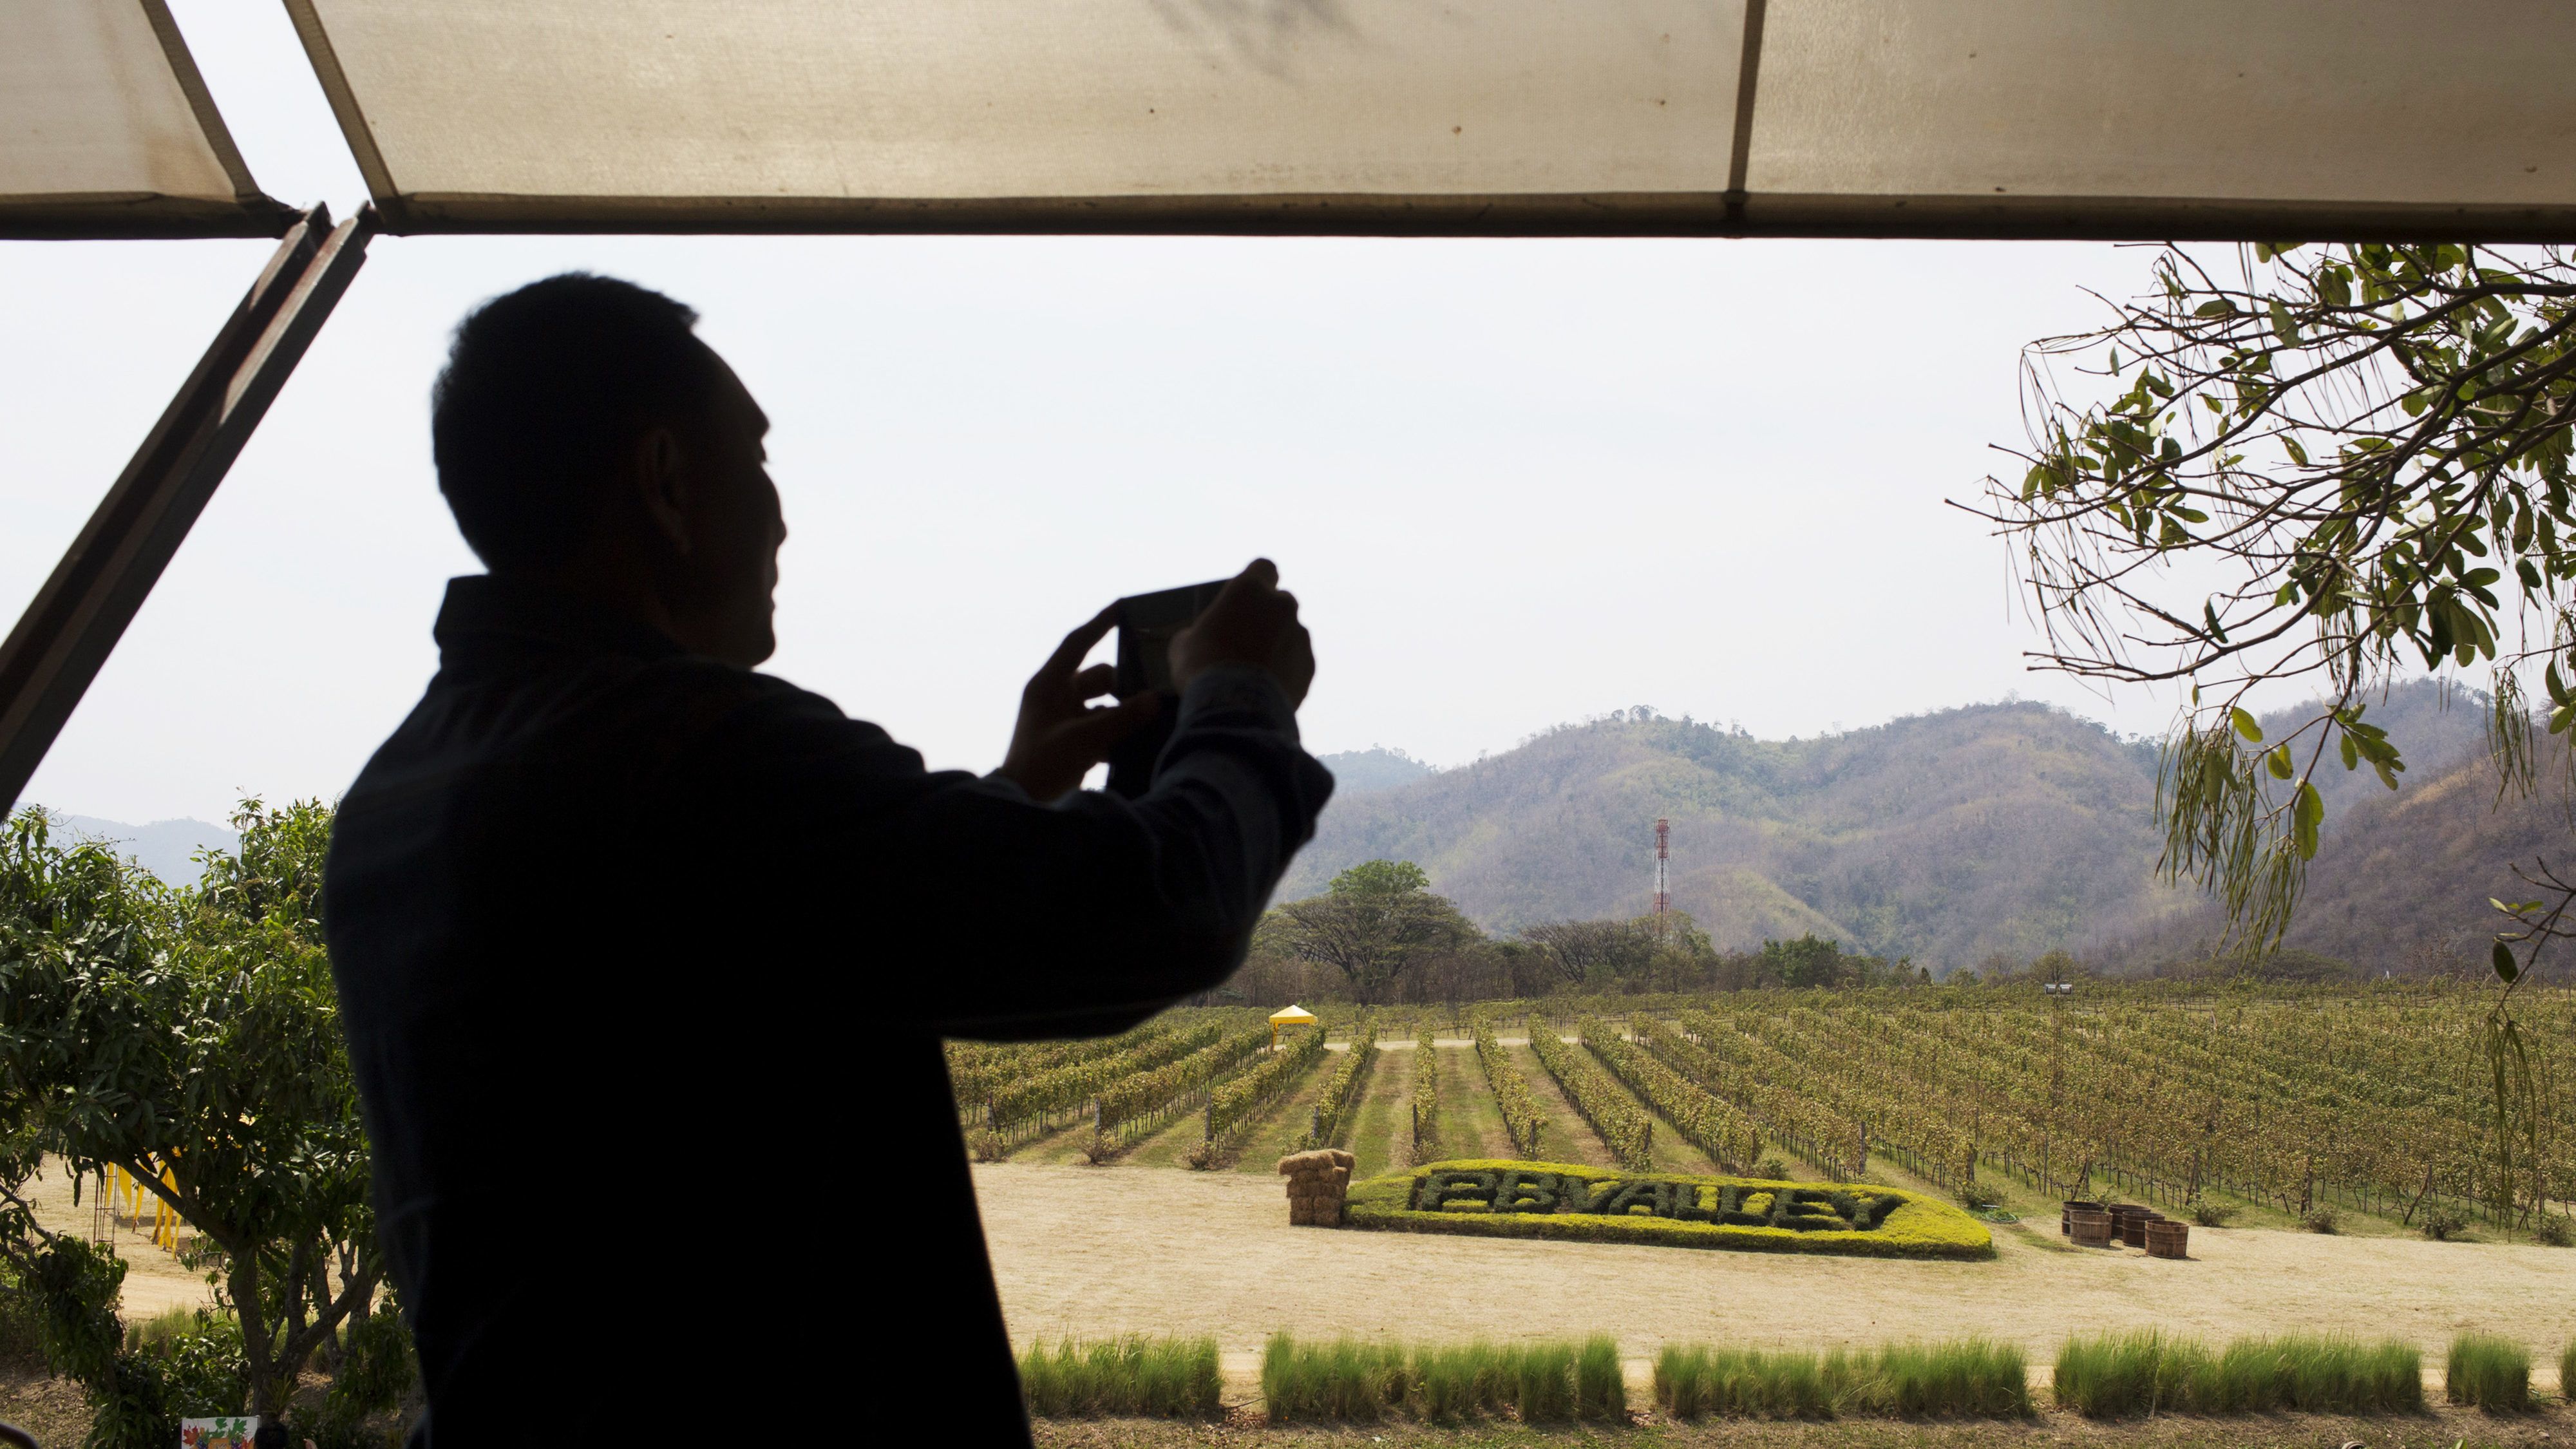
682, 663, 1334, 1039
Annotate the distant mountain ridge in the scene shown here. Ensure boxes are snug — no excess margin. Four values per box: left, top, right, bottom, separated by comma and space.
1287, 681, 2528, 973
43, 813, 235, 887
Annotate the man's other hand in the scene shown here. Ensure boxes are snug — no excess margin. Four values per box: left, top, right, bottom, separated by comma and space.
1171, 558, 1315, 708
993, 607, 1162, 802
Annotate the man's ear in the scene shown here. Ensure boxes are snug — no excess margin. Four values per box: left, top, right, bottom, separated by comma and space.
635, 425, 692, 555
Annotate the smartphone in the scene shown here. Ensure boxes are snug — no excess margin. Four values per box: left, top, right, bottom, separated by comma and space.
1104, 578, 1228, 797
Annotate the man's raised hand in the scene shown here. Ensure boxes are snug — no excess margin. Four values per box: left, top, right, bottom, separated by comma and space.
992, 606, 1160, 802
1170, 558, 1315, 708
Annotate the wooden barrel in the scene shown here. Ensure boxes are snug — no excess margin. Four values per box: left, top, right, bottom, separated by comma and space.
2061, 1199, 2101, 1236
2145, 1218, 2190, 1259
2069, 1208, 2115, 1246
2121, 1209, 2165, 1248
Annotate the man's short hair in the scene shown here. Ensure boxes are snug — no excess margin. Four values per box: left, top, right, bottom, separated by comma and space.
431, 274, 715, 570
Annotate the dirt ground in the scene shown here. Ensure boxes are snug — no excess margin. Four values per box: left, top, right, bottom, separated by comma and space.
976, 1159, 2576, 1374
18, 1161, 213, 1320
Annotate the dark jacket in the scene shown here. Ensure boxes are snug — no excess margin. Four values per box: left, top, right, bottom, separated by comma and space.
322, 576, 1331, 1445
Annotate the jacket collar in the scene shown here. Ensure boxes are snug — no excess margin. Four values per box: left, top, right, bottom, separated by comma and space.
431, 575, 688, 663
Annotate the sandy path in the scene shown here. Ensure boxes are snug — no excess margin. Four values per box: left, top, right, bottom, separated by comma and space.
20, 1162, 214, 1320
976, 1161, 2576, 1363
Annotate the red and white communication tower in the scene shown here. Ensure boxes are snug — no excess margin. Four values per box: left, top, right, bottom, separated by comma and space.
1653, 817, 1671, 936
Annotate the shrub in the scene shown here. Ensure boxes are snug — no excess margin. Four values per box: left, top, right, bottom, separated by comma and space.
2301, 1205, 2340, 1235
2446, 1333, 2531, 1411
2421, 1207, 2468, 1241
1021, 1335, 1224, 1419
2190, 1200, 2237, 1227
1754, 1156, 1792, 1181
2536, 1213, 2572, 1247
2561, 1341, 2576, 1405
1956, 1180, 1999, 1211
966, 1130, 1009, 1162
1076, 1128, 1121, 1165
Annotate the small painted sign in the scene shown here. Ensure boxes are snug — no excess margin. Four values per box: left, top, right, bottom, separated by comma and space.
180, 1417, 259, 1449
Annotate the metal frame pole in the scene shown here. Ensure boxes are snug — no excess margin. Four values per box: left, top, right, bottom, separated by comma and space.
0, 204, 374, 810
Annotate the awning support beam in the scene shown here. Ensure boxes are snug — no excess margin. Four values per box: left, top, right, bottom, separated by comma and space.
0, 204, 374, 811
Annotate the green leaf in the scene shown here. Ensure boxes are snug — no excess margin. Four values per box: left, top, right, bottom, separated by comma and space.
2230, 707, 2264, 743
2293, 780, 2324, 858
2265, 744, 2293, 779
2494, 939, 2521, 984
2195, 299, 2239, 319
2339, 732, 2359, 770
2268, 298, 2301, 345
2282, 436, 2310, 467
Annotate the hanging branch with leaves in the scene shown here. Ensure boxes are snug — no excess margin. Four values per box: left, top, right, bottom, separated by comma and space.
1973, 241, 2576, 951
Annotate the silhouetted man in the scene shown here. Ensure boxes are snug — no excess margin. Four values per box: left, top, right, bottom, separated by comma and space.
323, 274, 1331, 1445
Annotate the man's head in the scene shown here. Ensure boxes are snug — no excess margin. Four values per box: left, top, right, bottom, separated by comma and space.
431, 273, 784, 666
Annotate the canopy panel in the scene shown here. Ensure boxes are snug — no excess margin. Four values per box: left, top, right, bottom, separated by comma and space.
1, 0, 292, 238
287, 0, 2576, 239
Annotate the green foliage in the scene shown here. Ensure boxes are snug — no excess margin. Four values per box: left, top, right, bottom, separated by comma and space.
1304, 1022, 1378, 1150
1258, 1334, 1624, 1425
2301, 1204, 2341, 1234
1408, 1027, 1439, 1165
2053, 1330, 2423, 1417
1264, 862, 1478, 1005
2560, 1341, 2576, 1403
2423, 1205, 2468, 1240
2447, 1332, 2532, 1410
1994, 242, 2576, 951
1018, 1335, 1223, 1419
1528, 1022, 1651, 1169
1655, 1339, 2031, 1420
982, 1023, 1218, 1139
1471, 1019, 1544, 1159
0, 803, 384, 1425
1332, 860, 1429, 898
1199, 1027, 1327, 1166
1581, 1020, 1758, 1170
1761, 934, 1846, 989
1094, 1024, 1269, 1148
2191, 1200, 2237, 1228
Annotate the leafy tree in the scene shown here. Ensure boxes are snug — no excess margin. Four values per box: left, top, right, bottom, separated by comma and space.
1519, 918, 1657, 988
1984, 241, 2576, 955
0, 804, 386, 1431
1759, 933, 1846, 989
1262, 859, 1476, 1004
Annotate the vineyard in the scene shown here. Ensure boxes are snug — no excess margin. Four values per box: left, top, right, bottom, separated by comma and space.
948, 984, 2576, 1237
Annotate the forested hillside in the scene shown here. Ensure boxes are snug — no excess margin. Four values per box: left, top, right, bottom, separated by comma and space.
1291, 681, 2542, 973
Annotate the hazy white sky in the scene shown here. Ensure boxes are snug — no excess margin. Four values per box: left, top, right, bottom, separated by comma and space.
2, 2, 2199, 826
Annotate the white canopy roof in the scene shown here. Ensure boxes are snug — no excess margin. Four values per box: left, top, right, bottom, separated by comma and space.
2, 0, 289, 238
286, 0, 2576, 239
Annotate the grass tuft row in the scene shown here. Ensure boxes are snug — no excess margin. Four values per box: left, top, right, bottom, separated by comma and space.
1260, 1333, 1624, 1424
2051, 1330, 2423, 1417
1018, 1336, 1223, 1419
1654, 1340, 2031, 1420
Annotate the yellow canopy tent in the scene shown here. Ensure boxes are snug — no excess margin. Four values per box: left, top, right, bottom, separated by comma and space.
1268, 1005, 1318, 1051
